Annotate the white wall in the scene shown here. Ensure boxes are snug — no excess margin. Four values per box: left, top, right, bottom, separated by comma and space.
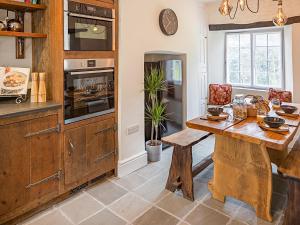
0, 10, 32, 68
118, 0, 208, 175
206, 0, 300, 102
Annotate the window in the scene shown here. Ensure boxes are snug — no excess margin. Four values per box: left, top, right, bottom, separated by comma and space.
226, 30, 284, 89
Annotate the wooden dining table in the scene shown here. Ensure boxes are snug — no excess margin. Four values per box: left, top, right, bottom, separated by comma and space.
186, 103, 300, 222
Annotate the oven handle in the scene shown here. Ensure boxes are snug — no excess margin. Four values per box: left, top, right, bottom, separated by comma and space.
70, 69, 114, 76
68, 12, 114, 22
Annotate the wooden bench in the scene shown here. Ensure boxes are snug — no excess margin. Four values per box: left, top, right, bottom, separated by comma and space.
162, 129, 213, 201
278, 136, 300, 225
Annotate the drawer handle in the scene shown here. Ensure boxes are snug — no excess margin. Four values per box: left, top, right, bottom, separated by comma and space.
94, 151, 115, 163
25, 170, 63, 189
25, 124, 61, 138
94, 124, 117, 135
68, 139, 75, 156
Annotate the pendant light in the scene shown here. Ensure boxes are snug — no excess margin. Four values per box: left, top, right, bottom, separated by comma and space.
239, 0, 246, 11
273, 0, 288, 26
219, 0, 233, 16
218, 0, 288, 27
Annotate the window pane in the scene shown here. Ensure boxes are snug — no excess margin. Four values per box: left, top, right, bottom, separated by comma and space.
226, 33, 251, 85
268, 47, 282, 87
240, 47, 251, 85
226, 30, 283, 89
254, 46, 268, 87
255, 34, 267, 46
268, 33, 281, 46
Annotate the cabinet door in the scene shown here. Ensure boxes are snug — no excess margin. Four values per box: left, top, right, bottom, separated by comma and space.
86, 119, 116, 173
64, 127, 87, 187
0, 121, 30, 216
26, 115, 61, 201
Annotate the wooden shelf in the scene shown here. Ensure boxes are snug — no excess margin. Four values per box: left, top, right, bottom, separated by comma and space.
0, 0, 46, 12
0, 31, 47, 38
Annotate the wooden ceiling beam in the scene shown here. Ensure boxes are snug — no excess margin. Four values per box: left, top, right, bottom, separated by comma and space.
209, 16, 300, 31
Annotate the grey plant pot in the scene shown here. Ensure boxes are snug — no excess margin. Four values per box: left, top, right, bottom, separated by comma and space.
146, 140, 162, 162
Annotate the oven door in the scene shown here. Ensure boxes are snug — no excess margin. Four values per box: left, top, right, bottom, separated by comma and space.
64, 69, 115, 124
64, 12, 114, 51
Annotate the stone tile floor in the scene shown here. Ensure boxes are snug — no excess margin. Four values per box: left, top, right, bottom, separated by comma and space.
21, 135, 287, 225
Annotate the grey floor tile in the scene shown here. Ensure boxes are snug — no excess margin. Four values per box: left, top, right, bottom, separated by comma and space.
132, 207, 179, 225
87, 180, 128, 205
228, 220, 248, 225
185, 204, 230, 225
60, 194, 103, 224
135, 163, 162, 179
24, 210, 72, 225
157, 193, 197, 218
193, 180, 210, 201
194, 165, 214, 183
203, 194, 242, 217
79, 209, 127, 225
234, 204, 280, 225
134, 174, 170, 203
113, 173, 147, 191
109, 193, 151, 222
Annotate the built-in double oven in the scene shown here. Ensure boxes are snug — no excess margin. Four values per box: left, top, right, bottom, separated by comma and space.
64, 0, 115, 51
64, 59, 115, 124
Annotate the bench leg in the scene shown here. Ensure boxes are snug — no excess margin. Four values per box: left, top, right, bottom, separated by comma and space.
165, 146, 194, 201
284, 178, 300, 225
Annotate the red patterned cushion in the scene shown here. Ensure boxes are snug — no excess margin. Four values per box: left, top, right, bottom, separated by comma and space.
268, 88, 292, 103
209, 84, 233, 105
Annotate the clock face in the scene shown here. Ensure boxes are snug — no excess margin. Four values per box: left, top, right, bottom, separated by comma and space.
159, 9, 178, 36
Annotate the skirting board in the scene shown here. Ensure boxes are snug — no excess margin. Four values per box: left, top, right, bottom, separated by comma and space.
118, 151, 148, 177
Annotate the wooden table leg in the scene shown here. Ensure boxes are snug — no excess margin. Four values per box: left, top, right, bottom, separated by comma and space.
209, 135, 273, 222
165, 146, 194, 201
283, 178, 300, 225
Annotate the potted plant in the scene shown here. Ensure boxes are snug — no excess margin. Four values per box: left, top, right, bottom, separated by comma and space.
144, 68, 167, 162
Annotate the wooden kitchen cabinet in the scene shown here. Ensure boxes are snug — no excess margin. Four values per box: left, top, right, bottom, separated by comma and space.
0, 121, 30, 216
64, 126, 87, 187
86, 118, 116, 173
0, 112, 61, 223
64, 118, 116, 191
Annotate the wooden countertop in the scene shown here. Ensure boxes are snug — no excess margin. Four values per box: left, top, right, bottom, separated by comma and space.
0, 100, 61, 119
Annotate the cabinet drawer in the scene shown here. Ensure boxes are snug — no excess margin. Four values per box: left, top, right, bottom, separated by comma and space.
86, 118, 116, 172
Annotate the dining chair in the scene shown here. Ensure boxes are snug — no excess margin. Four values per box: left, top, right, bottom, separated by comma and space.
268, 88, 292, 103
208, 84, 233, 106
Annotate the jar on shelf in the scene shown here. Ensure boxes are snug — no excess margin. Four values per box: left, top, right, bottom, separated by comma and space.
232, 94, 247, 120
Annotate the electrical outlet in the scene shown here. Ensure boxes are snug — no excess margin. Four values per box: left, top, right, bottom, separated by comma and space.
127, 125, 139, 135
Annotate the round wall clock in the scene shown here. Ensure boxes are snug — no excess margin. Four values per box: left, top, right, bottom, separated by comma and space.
159, 9, 178, 36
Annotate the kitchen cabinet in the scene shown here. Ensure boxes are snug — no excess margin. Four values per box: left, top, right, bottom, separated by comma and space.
64, 126, 87, 187
64, 118, 116, 190
0, 111, 61, 223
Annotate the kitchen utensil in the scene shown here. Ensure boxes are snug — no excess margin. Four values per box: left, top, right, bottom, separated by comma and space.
280, 105, 298, 114
258, 121, 289, 133
207, 107, 223, 116
7, 18, 23, 32
263, 117, 285, 129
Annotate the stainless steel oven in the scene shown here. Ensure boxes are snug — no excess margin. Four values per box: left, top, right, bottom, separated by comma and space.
64, 59, 115, 124
64, 0, 115, 51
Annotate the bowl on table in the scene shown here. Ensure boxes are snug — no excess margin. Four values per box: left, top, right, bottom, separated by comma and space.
207, 107, 223, 116
280, 105, 298, 114
263, 117, 285, 129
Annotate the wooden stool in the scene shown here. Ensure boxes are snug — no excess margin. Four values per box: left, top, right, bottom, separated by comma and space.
278, 137, 300, 225
162, 129, 212, 201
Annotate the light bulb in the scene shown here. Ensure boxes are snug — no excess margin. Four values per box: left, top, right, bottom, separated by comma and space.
273, 1, 287, 26
92, 25, 99, 32
219, 0, 233, 16
239, 0, 246, 11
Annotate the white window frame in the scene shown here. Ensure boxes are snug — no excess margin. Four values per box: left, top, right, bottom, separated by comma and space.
225, 28, 285, 90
